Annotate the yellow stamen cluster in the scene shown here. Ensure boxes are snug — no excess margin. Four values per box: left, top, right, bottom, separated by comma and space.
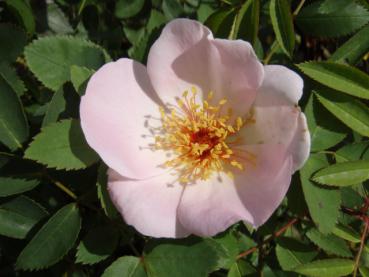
154, 88, 254, 183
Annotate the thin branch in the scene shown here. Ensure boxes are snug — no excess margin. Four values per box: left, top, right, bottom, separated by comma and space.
237, 218, 299, 259
52, 180, 78, 200
353, 218, 369, 277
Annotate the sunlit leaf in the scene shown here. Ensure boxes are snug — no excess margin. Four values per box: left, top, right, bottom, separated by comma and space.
313, 161, 369, 186
293, 259, 355, 277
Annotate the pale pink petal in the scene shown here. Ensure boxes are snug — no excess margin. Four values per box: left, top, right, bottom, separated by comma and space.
108, 169, 190, 238
240, 105, 300, 146
147, 18, 264, 116
80, 58, 167, 179
289, 113, 311, 171
239, 65, 310, 171
254, 65, 303, 107
177, 144, 293, 237
147, 18, 212, 104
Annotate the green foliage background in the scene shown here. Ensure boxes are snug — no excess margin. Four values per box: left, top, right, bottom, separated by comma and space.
0, 0, 369, 276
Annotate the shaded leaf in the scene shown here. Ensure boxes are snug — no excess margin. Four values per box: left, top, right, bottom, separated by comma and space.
315, 90, 369, 137
5, 0, 35, 35
276, 237, 317, 271
306, 228, 352, 257
300, 154, 341, 233
0, 196, 48, 239
102, 256, 146, 277
293, 258, 355, 277
269, 0, 295, 57
42, 83, 79, 128
47, 2, 74, 34
0, 178, 39, 197
96, 164, 118, 218
16, 203, 81, 270
0, 62, 26, 97
332, 224, 361, 243
330, 24, 369, 65
335, 141, 369, 162
70, 65, 94, 95
298, 62, 369, 100
0, 23, 27, 62
227, 260, 256, 277
296, 0, 369, 38
76, 225, 119, 265
0, 78, 29, 151
115, 0, 145, 19
313, 161, 369, 186
205, 8, 236, 39
232, 0, 259, 46
305, 94, 346, 152
25, 119, 99, 170
360, 267, 369, 277
162, 0, 184, 19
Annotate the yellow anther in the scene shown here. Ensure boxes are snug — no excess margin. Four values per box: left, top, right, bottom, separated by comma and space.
219, 99, 227, 105
153, 89, 252, 183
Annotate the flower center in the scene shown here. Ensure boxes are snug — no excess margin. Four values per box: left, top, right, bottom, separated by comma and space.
154, 87, 255, 183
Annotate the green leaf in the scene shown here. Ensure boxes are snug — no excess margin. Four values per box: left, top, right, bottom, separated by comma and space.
25, 36, 108, 91
25, 119, 99, 170
293, 259, 355, 277
296, 0, 369, 38
102, 256, 146, 277
240, 0, 259, 46
115, 0, 145, 19
197, 3, 216, 23
47, 3, 74, 34
0, 23, 27, 62
5, 0, 36, 35
306, 228, 352, 257
0, 177, 39, 197
227, 260, 256, 277
315, 90, 369, 137
0, 78, 29, 151
276, 237, 317, 271
211, 229, 241, 268
305, 94, 346, 152
297, 62, 369, 100
230, 0, 252, 40
16, 203, 81, 270
144, 237, 224, 277
76, 225, 119, 265
360, 267, 369, 277
0, 196, 48, 239
162, 0, 184, 19
330, 24, 369, 65
0, 62, 26, 97
70, 65, 94, 95
332, 224, 361, 243
96, 164, 118, 218
42, 88, 66, 127
300, 154, 341, 233
232, 0, 259, 46
335, 141, 369, 162
205, 8, 236, 39
269, 0, 295, 57
313, 161, 369, 186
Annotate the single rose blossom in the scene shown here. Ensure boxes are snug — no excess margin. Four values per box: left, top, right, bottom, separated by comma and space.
80, 18, 310, 238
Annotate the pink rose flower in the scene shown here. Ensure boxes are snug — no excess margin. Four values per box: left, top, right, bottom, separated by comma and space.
80, 19, 310, 238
